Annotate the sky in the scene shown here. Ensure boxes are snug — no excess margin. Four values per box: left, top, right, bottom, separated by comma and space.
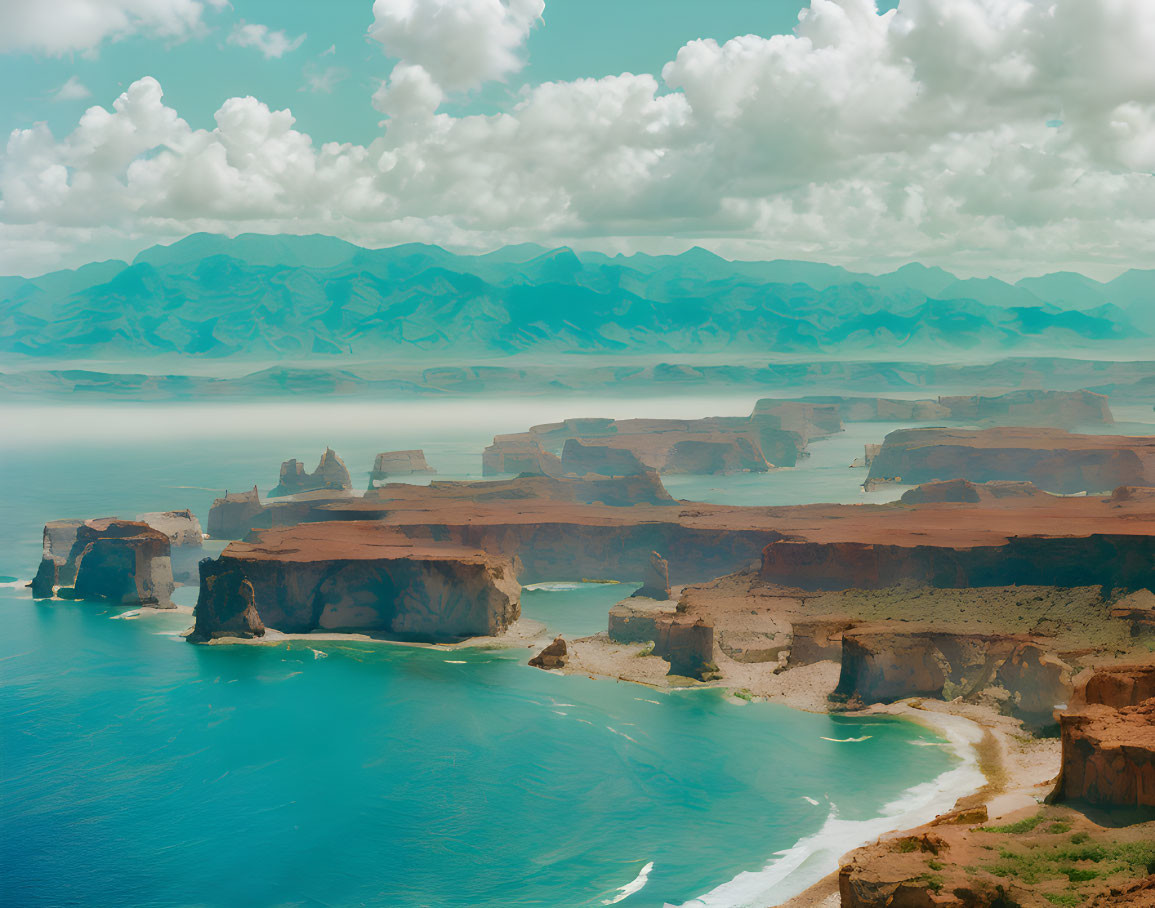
0, 0, 1152, 279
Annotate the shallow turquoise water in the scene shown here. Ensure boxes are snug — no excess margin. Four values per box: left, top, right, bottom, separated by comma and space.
0, 400, 961, 907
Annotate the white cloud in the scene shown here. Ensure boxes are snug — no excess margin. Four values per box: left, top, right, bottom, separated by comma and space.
369, 0, 544, 93
0, 0, 215, 55
3, 0, 1155, 279
301, 65, 349, 95
227, 22, 305, 59
52, 76, 92, 102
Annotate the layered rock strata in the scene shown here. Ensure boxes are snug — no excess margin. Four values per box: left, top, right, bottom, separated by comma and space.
630, 551, 671, 600
269, 448, 352, 497
1052, 659, 1155, 810
206, 486, 263, 538
60, 519, 175, 607
867, 427, 1155, 493
190, 522, 520, 643
30, 518, 86, 598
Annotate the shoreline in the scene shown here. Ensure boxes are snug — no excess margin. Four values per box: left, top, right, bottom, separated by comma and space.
555, 633, 1059, 908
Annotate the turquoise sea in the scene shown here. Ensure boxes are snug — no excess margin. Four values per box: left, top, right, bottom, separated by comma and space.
0, 398, 969, 907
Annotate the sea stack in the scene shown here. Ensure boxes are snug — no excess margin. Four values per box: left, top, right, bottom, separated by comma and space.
631, 551, 671, 600
368, 450, 436, 487
58, 519, 175, 608
269, 448, 352, 497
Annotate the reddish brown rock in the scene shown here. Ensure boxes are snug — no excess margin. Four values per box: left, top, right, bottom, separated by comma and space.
529, 635, 567, 669
1080, 659, 1155, 708
482, 436, 562, 476
190, 522, 520, 643
1053, 699, 1155, 809
269, 448, 352, 497
608, 599, 676, 644
868, 426, 1155, 493
631, 551, 671, 600
136, 509, 204, 582
785, 617, 855, 667
62, 519, 175, 608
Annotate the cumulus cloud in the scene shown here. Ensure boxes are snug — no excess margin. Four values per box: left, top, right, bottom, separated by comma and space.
368, 0, 544, 92
0, 0, 216, 55
4, 0, 1155, 278
227, 22, 305, 59
52, 76, 92, 102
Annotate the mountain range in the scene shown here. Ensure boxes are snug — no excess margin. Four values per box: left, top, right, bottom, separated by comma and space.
1, 234, 1151, 360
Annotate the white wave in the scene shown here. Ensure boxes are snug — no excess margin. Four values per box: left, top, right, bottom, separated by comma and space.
802, 796, 820, 806
0, 579, 29, 589
910, 740, 946, 747
819, 735, 872, 743
523, 582, 585, 592
678, 717, 985, 908
602, 861, 654, 905
444, 659, 467, 664
309, 648, 329, 660
634, 698, 662, 705
606, 726, 639, 744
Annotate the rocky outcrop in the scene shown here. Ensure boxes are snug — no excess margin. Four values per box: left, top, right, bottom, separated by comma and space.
60, 519, 174, 608
269, 448, 352, 497
785, 617, 855, 667
630, 551, 671, 600
137, 509, 203, 582
560, 439, 649, 476
1053, 700, 1155, 810
832, 628, 1071, 724
189, 522, 521, 643
1109, 589, 1155, 634
529, 636, 567, 669
791, 389, 1113, 429
655, 618, 715, 679
368, 450, 435, 487
1052, 659, 1155, 810
609, 599, 677, 643
867, 427, 1155, 493
187, 559, 264, 642
482, 436, 562, 476
899, 478, 1046, 504
759, 534, 1155, 593
484, 404, 820, 476
30, 518, 86, 598
206, 486, 263, 538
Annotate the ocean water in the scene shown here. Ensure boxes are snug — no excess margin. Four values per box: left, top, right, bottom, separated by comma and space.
0, 398, 968, 907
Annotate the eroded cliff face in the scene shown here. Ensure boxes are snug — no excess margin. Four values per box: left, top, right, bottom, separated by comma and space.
206, 486, 263, 538
190, 522, 521, 643
61, 519, 175, 608
368, 450, 435, 484
269, 448, 352, 497
482, 405, 822, 476
1052, 660, 1155, 811
831, 628, 1070, 725
136, 509, 203, 581
759, 535, 1155, 593
867, 427, 1155, 493
30, 518, 86, 598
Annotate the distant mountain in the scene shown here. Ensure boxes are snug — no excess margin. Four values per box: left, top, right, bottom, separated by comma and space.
0, 234, 1145, 361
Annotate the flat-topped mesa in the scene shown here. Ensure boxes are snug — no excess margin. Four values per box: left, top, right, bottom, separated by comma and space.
1051, 658, 1155, 811
898, 478, 1046, 504
136, 509, 203, 582
189, 522, 520, 643
367, 450, 436, 488
788, 388, 1114, 429
268, 447, 352, 498
207, 486, 263, 538
866, 426, 1155, 494
831, 627, 1071, 725
482, 404, 826, 477
57, 519, 175, 608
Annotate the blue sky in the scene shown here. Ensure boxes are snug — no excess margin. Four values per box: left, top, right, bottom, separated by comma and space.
0, 0, 1151, 279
